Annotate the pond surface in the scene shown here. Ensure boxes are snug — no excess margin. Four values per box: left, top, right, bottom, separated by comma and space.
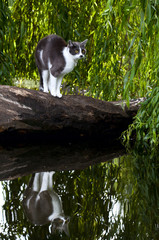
0, 147, 159, 240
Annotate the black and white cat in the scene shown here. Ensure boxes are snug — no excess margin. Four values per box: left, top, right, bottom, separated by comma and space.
23, 172, 70, 236
35, 34, 88, 98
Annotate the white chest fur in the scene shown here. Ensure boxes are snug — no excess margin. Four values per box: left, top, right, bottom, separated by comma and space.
61, 47, 77, 75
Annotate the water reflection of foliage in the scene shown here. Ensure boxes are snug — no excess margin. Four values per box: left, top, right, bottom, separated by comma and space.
1, 154, 159, 239
0, 160, 122, 239
119, 154, 159, 240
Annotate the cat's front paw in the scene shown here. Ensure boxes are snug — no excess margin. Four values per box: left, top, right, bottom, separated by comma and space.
56, 93, 62, 98
44, 90, 49, 93
51, 93, 57, 97
50, 92, 62, 98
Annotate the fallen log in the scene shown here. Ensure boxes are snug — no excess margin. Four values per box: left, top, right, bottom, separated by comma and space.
0, 85, 144, 180
0, 85, 144, 143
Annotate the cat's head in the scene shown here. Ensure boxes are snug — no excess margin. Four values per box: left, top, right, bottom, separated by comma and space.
68, 39, 88, 60
51, 216, 70, 236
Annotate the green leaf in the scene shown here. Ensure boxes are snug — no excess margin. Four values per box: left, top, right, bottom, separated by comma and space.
146, 2, 151, 24
128, 35, 136, 51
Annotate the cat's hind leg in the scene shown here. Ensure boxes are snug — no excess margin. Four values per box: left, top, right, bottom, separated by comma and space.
37, 67, 44, 91
42, 70, 49, 93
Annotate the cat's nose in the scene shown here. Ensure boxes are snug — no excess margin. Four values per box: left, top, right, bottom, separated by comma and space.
80, 55, 83, 58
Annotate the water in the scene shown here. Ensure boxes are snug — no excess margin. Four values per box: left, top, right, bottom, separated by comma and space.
0, 146, 159, 240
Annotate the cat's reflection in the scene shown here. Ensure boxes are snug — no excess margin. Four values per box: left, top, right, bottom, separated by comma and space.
23, 171, 69, 236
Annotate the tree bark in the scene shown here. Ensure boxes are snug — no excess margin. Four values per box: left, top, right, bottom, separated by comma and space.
0, 85, 144, 180
0, 85, 144, 141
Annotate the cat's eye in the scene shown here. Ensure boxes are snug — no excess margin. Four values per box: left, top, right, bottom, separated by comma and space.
82, 49, 85, 54
75, 49, 79, 54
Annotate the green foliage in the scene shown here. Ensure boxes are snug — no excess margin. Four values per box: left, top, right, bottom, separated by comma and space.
88, 0, 159, 100
121, 84, 159, 239
124, 84, 159, 153
3, 0, 94, 87
1, 0, 159, 100
0, 0, 15, 84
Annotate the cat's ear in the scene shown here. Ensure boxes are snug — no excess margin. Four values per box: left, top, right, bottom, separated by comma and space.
81, 39, 88, 47
68, 40, 74, 47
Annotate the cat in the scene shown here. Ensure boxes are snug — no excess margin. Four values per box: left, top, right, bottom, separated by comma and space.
35, 34, 88, 98
23, 172, 70, 236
